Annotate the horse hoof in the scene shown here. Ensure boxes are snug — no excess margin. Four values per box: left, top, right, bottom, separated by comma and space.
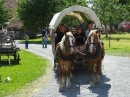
59, 88, 63, 92
95, 80, 99, 83
59, 86, 63, 92
95, 77, 100, 83
67, 85, 71, 88
90, 82, 95, 87
66, 82, 71, 88
70, 74, 73, 80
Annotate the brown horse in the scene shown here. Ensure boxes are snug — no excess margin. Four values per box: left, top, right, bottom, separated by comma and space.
85, 30, 105, 86
56, 32, 75, 91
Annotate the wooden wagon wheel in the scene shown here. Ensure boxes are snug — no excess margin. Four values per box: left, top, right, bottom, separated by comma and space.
13, 53, 16, 60
13, 52, 20, 63
16, 53, 20, 63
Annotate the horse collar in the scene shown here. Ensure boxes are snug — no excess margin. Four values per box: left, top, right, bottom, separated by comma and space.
56, 45, 74, 61
85, 42, 101, 59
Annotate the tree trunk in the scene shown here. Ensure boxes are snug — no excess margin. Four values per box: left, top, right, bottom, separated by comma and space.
104, 25, 108, 38
110, 25, 113, 33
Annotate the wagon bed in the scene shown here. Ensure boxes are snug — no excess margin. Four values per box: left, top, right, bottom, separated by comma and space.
0, 33, 21, 65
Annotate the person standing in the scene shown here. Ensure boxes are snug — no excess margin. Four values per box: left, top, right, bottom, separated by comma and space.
41, 27, 47, 48
45, 27, 49, 41
24, 34, 29, 49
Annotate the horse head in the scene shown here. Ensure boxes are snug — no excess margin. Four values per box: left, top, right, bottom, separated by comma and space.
61, 32, 75, 54
87, 30, 100, 54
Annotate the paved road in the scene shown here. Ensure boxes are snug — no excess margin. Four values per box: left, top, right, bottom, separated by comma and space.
17, 43, 130, 97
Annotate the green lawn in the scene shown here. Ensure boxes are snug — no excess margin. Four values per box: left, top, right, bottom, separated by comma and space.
0, 32, 130, 97
20, 33, 130, 57
20, 37, 51, 44
0, 49, 50, 97
101, 33, 130, 57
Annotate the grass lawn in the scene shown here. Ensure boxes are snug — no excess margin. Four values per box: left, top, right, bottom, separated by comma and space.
101, 33, 130, 57
20, 37, 51, 44
0, 32, 129, 97
0, 49, 50, 97
20, 33, 130, 57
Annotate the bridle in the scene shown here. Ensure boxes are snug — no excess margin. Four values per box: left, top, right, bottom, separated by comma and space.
56, 35, 75, 61
64, 35, 75, 53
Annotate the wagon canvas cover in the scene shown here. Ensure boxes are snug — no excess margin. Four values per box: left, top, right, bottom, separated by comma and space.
49, 5, 101, 31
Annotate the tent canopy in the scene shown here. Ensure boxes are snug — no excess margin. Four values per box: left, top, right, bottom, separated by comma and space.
49, 5, 101, 31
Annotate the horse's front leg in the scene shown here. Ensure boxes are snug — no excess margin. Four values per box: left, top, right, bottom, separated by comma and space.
90, 64, 95, 86
70, 72, 73, 80
66, 64, 72, 88
95, 62, 101, 83
59, 63, 64, 92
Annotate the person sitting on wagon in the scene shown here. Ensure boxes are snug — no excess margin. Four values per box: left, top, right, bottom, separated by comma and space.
74, 26, 86, 45
55, 24, 66, 46
85, 21, 93, 39
49, 24, 66, 69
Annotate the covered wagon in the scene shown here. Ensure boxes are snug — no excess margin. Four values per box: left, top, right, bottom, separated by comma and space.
49, 5, 101, 69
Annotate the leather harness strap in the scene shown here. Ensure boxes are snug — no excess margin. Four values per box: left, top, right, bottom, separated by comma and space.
56, 45, 74, 61
85, 42, 103, 59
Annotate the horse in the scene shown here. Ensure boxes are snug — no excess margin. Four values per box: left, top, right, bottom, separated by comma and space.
85, 30, 105, 86
55, 32, 75, 92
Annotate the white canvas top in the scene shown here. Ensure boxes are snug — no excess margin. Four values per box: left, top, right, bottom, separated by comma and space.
49, 5, 101, 31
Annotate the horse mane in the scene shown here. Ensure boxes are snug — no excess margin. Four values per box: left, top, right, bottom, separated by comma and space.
60, 32, 73, 51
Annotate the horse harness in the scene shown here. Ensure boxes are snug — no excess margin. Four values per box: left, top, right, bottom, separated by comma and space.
85, 42, 102, 59
56, 45, 74, 61
74, 41, 104, 59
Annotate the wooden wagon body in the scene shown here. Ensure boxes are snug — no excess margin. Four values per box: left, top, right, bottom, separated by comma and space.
0, 32, 20, 65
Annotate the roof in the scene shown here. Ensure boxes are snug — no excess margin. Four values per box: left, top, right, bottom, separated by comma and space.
49, 5, 101, 31
6, 20, 21, 29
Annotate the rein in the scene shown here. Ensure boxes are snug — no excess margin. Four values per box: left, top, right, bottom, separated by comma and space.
64, 42, 74, 52
85, 42, 101, 59
74, 41, 102, 59
74, 41, 88, 55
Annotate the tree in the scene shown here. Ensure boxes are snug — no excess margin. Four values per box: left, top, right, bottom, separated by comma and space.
0, 0, 11, 27
17, 0, 50, 29
88, 0, 129, 37
16, 0, 88, 29
118, 0, 127, 5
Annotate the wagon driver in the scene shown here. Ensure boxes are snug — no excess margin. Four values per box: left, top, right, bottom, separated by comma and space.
55, 24, 66, 46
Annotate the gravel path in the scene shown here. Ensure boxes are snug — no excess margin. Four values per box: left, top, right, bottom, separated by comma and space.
13, 42, 130, 97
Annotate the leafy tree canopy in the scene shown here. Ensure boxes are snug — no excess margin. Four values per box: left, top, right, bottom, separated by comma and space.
0, 0, 11, 27
90, 0, 129, 26
16, 0, 88, 29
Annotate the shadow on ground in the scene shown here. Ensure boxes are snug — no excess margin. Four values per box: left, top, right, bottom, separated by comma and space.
53, 68, 111, 97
